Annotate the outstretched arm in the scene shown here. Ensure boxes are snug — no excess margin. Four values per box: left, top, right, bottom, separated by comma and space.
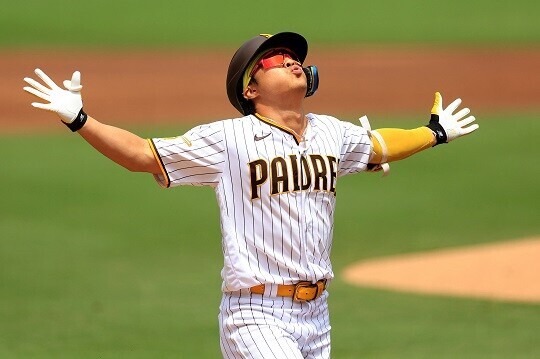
368, 92, 479, 164
23, 69, 160, 174
78, 116, 160, 173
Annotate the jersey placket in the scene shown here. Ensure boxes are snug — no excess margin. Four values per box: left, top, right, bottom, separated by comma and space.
297, 123, 318, 282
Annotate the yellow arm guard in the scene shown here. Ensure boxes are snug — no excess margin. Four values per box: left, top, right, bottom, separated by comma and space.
370, 127, 436, 164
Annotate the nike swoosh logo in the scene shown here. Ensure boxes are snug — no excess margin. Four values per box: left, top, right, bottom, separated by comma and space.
254, 133, 271, 141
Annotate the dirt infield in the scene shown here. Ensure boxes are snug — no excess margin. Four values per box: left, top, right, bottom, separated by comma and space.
3, 47, 539, 302
3, 47, 540, 133
343, 238, 540, 304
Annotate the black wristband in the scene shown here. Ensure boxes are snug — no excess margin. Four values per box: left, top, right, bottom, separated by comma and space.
64, 109, 88, 132
426, 114, 447, 146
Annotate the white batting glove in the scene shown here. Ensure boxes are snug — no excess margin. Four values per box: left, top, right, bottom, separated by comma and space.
23, 68, 88, 131
426, 92, 479, 145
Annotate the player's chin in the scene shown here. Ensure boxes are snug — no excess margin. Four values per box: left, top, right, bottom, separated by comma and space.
291, 71, 306, 83
283, 76, 307, 94
290, 78, 306, 90
298, 78, 308, 93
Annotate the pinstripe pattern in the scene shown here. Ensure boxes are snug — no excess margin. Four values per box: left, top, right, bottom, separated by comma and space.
151, 114, 371, 291
150, 114, 371, 358
219, 290, 331, 359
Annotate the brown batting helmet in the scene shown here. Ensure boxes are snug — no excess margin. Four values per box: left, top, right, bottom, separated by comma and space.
226, 32, 308, 115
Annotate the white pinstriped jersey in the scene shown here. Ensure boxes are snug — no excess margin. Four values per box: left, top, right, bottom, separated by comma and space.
149, 113, 372, 292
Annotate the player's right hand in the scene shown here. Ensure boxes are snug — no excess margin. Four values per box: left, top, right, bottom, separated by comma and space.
23, 69, 83, 124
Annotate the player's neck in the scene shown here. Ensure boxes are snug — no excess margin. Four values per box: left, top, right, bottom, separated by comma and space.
255, 105, 307, 139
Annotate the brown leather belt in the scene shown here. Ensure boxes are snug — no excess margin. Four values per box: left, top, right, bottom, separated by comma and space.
250, 279, 327, 302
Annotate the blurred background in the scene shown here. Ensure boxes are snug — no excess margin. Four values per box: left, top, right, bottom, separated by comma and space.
1, 0, 539, 358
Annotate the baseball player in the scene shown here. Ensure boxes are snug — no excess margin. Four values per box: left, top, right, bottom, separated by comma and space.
23, 32, 478, 359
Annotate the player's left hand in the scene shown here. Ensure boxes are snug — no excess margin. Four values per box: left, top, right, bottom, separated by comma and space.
426, 92, 479, 145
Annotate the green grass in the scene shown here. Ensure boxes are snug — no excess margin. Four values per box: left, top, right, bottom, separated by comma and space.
1, 114, 539, 357
1, 0, 539, 48
333, 113, 540, 263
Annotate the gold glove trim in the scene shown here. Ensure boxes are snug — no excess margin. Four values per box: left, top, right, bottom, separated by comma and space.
431, 91, 442, 114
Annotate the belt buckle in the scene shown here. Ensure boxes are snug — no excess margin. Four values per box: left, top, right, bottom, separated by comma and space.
292, 280, 324, 302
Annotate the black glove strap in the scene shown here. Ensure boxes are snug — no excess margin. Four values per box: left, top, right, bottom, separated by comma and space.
65, 109, 88, 132
426, 114, 447, 146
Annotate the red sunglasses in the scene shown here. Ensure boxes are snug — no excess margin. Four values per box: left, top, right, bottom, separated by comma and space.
249, 50, 301, 77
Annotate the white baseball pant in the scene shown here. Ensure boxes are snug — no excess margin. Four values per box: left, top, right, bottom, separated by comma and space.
219, 288, 331, 359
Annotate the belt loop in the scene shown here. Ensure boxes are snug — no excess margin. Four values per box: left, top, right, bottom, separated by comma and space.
315, 279, 326, 298
264, 283, 279, 297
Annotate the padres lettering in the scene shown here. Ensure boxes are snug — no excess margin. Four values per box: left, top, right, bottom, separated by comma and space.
249, 154, 338, 200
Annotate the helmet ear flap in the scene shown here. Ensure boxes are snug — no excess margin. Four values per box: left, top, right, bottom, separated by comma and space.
303, 65, 319, 97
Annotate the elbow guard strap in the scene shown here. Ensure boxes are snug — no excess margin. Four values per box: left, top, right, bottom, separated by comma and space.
370, 130, 388, 163
359, 116, 390, 176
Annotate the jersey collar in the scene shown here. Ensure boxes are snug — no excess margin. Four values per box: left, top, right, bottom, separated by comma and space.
253, 113, 309, 145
